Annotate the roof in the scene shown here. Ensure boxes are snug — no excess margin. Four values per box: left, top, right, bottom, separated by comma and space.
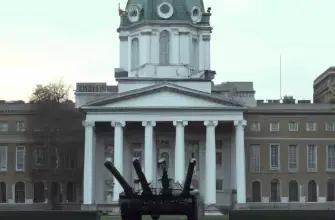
313, 66, 335, 86
212, 82, 255, 93
118, 0, 210, 30
81, 82, 246, 108
248, 103, 335, 114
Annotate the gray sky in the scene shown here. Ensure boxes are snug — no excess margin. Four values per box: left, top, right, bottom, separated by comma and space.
0, 0, 334, 101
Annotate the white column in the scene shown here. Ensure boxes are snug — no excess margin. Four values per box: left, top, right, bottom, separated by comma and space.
173, 120, 188, 183
202, 35, 211, 70
171, 29, 180, 64
83, 121, 95, 204
142, 121, 156, 182
234, 120, 247, 204
204, 120, 218, 205
111, 121, 126, 202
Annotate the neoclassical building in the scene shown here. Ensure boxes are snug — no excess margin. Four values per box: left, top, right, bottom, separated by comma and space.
75, 0, 335, 213
76, 0, 249, 212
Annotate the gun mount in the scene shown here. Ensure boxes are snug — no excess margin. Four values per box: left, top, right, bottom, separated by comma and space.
104, 158, 198, 220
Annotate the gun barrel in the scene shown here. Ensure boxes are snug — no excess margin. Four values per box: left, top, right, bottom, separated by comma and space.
104, 160, 133, 197
133, 159, 153, 195
180, 158, 196, 196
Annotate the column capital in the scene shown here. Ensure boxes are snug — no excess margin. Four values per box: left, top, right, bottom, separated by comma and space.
204, 120, 218, 127
234, 120, 247, 127
82, 121, 95, 128
111, 121, 126, 127
173, 120, 188, 126
142, 121, 156, 127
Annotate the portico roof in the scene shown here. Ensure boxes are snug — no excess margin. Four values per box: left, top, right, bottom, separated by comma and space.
80, 82, 247, 112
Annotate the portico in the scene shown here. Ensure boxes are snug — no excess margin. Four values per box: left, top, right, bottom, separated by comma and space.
81, 101, 247, 207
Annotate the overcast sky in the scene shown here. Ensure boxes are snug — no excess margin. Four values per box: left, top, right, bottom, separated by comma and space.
0, 0, 334, 101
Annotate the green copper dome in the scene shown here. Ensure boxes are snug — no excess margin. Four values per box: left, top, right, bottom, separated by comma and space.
118, 0, 211, 31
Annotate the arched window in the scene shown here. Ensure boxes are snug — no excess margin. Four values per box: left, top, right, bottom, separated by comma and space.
327, 180, 335, 201
270, 179, 280, 202
131, 38, 139, 69
0, 182, 6, 203
308, 180, 317, 202
15, 182, 25, 203
159, 30, 170, 65
288, 180, 299, 202
66, 182, 76, 202
33, 181, 45, 203
251, 181, 261, 202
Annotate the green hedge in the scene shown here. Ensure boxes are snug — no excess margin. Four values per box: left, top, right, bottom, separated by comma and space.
0, 211, 99, 220
229, 210, 335, 220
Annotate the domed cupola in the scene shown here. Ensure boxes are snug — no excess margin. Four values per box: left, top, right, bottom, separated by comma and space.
118, 0, 211, 31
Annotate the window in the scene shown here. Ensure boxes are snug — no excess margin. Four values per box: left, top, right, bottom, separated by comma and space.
327, 145, 335, 171
269, 144, 280, 170
250, 121, 260, 132
33, 148, 44, 166
216, 179, 223, 191
216, 152, 222, 166
190, 38, 199, 68
65, 149, 76, 169
288, 145, 298, 172
306, 122, 316, 131
325, 122, 335, 132
131, 38, 139, 69
307, 180, 317, 202
16, 121, 25, 132
250, 145, 260, 173
16, 146, 25, 171
288, 180, 299, 202
270, 179, 280, 202
0, 122, 8, 132
251, 181, 261, 202
327, 180, 335, 202
33, 182, 45, 203
307, 144, 317, 171
0, 182, 6, 203
288, 122, 298, 131
66, 182, 76, 202
269, 122, 279, 131
0, 146, 7, 171
159, 30, 170, 65
15, 182, 25, 203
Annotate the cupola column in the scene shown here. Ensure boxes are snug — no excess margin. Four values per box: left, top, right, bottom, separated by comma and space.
202, 35, 211, 70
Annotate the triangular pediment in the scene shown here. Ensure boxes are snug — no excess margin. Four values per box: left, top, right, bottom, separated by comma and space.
82, 82, 245, 109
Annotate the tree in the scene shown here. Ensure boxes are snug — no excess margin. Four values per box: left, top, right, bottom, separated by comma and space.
28, 79, 84, 204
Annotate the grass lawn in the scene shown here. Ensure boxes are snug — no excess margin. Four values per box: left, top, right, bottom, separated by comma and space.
101, 216, 227, 220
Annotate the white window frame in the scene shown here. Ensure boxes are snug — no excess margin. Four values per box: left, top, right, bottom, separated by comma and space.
288, 122, 298, 131
306, 122, 316, 132
326, 145, 335, 172
307, 144, 317, 172
159, 30, 170, 65
16, 121, 25, 132
33, 148, 44, 166
131, 37, 139, 69
288, 144, 298, 172
269, 122, 280, 132
216, 179, 224, 192
250, 121, 260, 132
325, 122, 335, 132
0, 122, 8, 132
269, 144, 280, 171
250, 145, 261, 173
16, 146, 25, 172
0, 146, 7, 172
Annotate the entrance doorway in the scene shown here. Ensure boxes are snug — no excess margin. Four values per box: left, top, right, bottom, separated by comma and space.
50, 182, 62, 203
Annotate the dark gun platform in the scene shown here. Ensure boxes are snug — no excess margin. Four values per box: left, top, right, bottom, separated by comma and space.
104, 158, 198, 220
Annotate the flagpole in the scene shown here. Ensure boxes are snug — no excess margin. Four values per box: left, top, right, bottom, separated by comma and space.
280, 54, 282, 100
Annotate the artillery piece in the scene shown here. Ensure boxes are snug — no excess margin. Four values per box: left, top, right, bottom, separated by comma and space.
104, 157, 198, 220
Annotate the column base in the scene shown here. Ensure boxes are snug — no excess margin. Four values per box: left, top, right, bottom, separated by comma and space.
204, 204, 223, 216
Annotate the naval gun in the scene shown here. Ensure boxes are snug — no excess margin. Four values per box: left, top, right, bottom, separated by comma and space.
104, 157, 198, 220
